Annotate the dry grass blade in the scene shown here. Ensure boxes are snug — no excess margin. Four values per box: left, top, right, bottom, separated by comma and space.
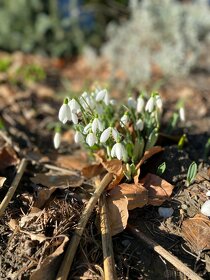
56, 172, 113, 280
0, 158, 27, 217
128, 225, 203, 280
99, 193, 117, 280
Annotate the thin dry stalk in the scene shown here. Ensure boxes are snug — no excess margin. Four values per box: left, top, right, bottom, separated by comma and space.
56, 172, 113, 280
128, 224, 203, 280
99, 193, 117, 280
0, 158, 27, 217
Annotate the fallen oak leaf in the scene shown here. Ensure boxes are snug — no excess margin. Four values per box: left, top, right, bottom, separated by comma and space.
30, 235, 69, 280
181, 214, 210, 253
140, 173, 173, 206
134, 146, 164, 183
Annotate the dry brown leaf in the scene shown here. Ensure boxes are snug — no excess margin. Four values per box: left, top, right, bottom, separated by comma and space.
181, 214, 210, 253
0, 144, 19, 170
20, 208, 43, 227
134, 146, 164, 183
140, 173, 173, 206
21, 231, 47, 243
0, 176, 6, 188
34, 187, 57, 209
55, 152, 88, 170
8, 219, 19, 231
109, 183, 148, 210
31, 173, 83, 188
107, 196, 129, 236
30, 235, 69, 280
82, 163, 105, 179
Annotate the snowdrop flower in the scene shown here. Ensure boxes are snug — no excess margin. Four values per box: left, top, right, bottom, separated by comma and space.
135, 119, 144, 131
80, 92, 95, 110
74, 131, 84, 143
201, 200, 210, 216
69, 99, 80, 113
111, 142, 127, 161
120, 114, 129, 127
83, 123, 92, 134
155, 95, 163, 111
110, 99, 116, 106
127, 97, 137, 109
86, 133, 97, 147
179, 107, 185, 122
92, 118, 104, 134
58, 98, 72, 124
100, 127, 119, 143
71, 112, 78, 124
137, 96, 145, 113
96, 89, 109, 105
145, 96, 155, 113
53, 132, 61, 149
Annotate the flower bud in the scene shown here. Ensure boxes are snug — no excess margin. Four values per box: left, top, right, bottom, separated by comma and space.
145, 97, 155, 113
53, 132, 61, 149
86, 133, 97, 147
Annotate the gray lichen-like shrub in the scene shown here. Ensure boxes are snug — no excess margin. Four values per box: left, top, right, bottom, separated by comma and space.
102, 0, 210, 86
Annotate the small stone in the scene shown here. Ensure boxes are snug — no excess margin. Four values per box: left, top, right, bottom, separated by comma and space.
158, 207, 174, 218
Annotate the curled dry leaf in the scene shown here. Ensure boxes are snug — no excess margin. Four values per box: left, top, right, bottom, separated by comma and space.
55, 151, 89, 171
82, 163, 105, 179
140, 173, 173, 206
181, 214, 210, 253
0, 177, 6, 188
30, 235, 69, 280
106, 195, 129, 236
0, 144, 19, 170
134, 146, 164, 183
109, 183, 148, 210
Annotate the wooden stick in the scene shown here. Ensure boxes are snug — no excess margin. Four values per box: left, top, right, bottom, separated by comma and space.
99, 193, 117, 280
56, 173, 113, 280
0, 159, 28, 217
127, 224, 203, 280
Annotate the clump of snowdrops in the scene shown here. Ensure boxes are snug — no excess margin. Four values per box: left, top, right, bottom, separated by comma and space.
54, 88, 185, 175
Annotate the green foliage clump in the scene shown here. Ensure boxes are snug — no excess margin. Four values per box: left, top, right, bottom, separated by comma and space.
102, 0, 210, 86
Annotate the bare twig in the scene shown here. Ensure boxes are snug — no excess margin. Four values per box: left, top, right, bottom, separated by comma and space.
56, 173, 113, 280
99, 193, 117, 280
0, 158, 28, 217
128, 225, 203, 280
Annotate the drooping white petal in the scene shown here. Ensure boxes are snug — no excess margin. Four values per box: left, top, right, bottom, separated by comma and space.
83, 123, 92, 134
201, 200, 210, 216
53, 132, 61, 149
156, 96, 163, 110
74, 131, 84, 143
58, 104, 72, 124
137, 96, 145, 113
135, 119, 144, 131
72, 113, 78, 124
96, 89, 106, 102
127, 97, 136, 109
100, 127, 111, 143
115, 143, 126, 161
69, 99, 80, 113
110, 99, 116, 106
86, 133, 97, 147
104, 91, 110, 105
120, 114, 129, 127
111, 143, 117, 158
179, 107, 185, 122
92, 118, 98, 134
98, 119, 104, 131
145, 97, 155, 113
111, 128, 119, 142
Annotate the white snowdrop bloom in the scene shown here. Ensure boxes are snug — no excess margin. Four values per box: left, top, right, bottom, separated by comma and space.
135, 119, 144, 131
206, 190, 210, 197
110, 99, 116, 106
120, 114, 129, 127
155, 96, 163, 111
83, 123, 92, 134
58, 103, 72, 124
145, 96, 155, 113
158, 207, 174, 218
80, 92, 95, 110
127, 97, 137, 109
179, 107, 185, 122
92, 118, 104, 134
100, 127, 119, 143
201, 200, 210, 216
86, 133, 97, 147
96, 89, 109, 105
69, 99, 80, 113
137, 96, 145, 113
71, 112, 78, 124
111, 142, 127, 161
74, 131, 84, 143
53, 132, 61, 149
